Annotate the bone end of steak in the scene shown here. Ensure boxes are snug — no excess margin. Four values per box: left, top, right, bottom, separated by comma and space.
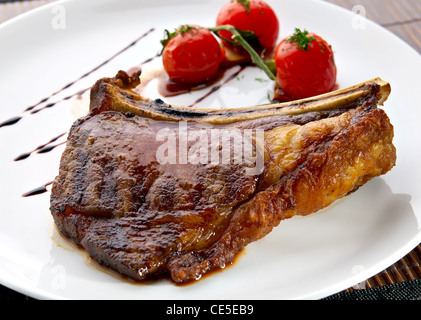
88, 70, 391, 124
50, 70, 396, 283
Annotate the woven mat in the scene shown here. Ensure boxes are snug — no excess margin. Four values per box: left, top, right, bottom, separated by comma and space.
0, 0, 420, 300
325, 279, 421, 300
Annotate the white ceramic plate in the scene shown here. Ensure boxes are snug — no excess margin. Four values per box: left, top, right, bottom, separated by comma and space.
0, 0, 420, 300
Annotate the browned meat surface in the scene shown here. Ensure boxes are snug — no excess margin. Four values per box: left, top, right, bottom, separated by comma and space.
50, 71, 396, 283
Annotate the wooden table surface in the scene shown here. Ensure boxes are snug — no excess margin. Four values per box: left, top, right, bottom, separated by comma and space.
326, 0, 421, 53
0, 0, 420, 300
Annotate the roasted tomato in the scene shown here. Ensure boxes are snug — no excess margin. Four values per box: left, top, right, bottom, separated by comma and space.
216, 0, 279, 52
274, 28, 337, 100
161, 25, 225, 84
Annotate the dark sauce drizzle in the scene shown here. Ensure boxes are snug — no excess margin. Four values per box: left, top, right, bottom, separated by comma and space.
0, 116, 22, 128
30, 87, 91, 115
0, 28, 156, 129
25, 28, 155, 113
188, 66, 247, 108
37, 141, 67, 154
22, 181, 54, 198
28, 54, 161, 116
14, 131, 68, 161
142, 64, 249, 108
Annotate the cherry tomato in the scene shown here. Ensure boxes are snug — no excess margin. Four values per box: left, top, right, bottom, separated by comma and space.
216, 0, 279, 51
274, 29, 337, 100
162, 25, 225, 84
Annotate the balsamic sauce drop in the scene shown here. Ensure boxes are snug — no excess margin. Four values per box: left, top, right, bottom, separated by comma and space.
22, 181, 54, 197
0, 116, 22, 128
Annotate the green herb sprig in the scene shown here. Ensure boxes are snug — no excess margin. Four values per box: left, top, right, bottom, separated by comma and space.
285, 28, 316, 51
208, 25, 276, 81
160, 25, 200, 53
236, 0, 251, 13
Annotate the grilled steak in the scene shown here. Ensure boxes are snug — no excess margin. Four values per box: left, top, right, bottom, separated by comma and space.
50, 70, 396, 283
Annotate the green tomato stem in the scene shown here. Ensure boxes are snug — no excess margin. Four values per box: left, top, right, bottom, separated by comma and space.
208, 25, 277, 81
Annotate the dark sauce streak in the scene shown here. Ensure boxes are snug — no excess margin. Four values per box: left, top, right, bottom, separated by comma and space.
14, 153, 31, 161
188, 66, 247, 108
140, 54, 160, 66
0, 116, 22, 128
157, 69, 226, 98
24, 28, 155, 113
37, 140, 67, 154
2, 28, 156, 128
27, 54, 158, 115
22, 181, 54, 198
29, 87, 91, 115
126, 54, 160, 76
14, 132, 68, 161
134, 70, 242, 119
147, 65, 248, 110
154, 64, 248, 108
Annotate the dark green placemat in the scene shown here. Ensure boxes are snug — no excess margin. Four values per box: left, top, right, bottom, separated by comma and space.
324, 279, 421, 300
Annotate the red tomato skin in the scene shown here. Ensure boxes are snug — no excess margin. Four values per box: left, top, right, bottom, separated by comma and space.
162, 27, 224, 84
274, 33, 337, 100
216, 0, 280, 50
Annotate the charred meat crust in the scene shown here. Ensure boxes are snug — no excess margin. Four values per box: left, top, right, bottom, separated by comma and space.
50, 71, 396, 283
